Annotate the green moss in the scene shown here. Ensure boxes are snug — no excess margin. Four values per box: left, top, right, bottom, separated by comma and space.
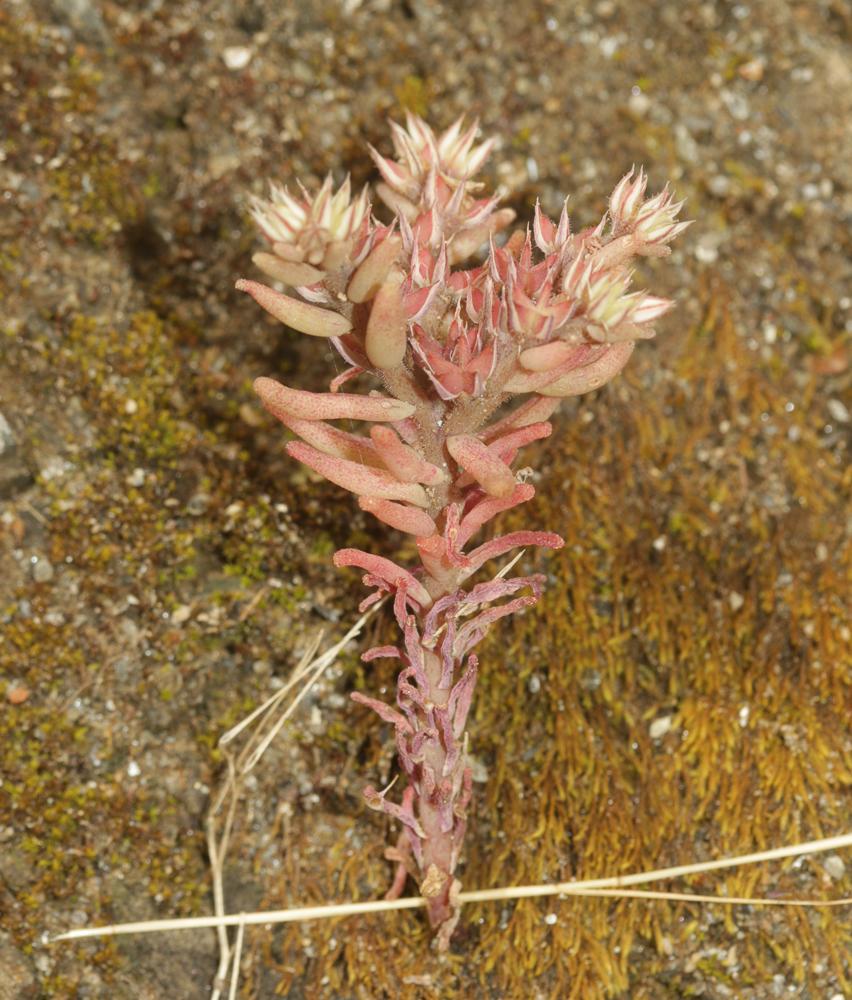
395, 74, 431, 117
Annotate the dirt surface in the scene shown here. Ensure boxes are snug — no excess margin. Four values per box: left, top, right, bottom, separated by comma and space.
1, 1, 850, 997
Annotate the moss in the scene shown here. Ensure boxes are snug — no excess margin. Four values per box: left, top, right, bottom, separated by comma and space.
395, 75, 431, 117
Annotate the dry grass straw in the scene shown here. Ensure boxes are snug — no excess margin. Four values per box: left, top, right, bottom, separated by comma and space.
50, 603, 852, 996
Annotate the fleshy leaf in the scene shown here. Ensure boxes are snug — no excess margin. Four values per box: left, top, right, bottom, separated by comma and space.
236, 279, 352, 338
287, 441, 429, 506
446, 434, 516, 498
255, 376, 415, 422
333, 548, 433, 607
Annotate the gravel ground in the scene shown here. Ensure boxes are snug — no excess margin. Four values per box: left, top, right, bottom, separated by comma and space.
1, 1, 850, 997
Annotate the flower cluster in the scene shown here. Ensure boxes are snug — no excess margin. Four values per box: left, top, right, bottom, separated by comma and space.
239, 114, 689, 947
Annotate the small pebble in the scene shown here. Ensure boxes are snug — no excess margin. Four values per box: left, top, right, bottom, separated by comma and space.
649, 715, 672, 740
708, 174, 731, 197
599, 36, 619, 59
32, 558, 54, 583
728, 591, 745, 611
468, 754, 489, 783
694, 238, 720, 264
824, 855, 846, 881
6, 685, 30, 705
826, 398, 849, 423
187, 492, 210, 516
223, 46, 253, 70
628, 90, 651, 116
738, 58, 765, 81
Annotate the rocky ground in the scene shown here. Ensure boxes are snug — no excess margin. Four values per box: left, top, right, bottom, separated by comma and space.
0, 1, 849, 997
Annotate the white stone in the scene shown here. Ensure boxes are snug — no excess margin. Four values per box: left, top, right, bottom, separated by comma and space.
827, 398, 849, 423
824, 855, 846, 881
649, 715, 673, 740
628, 91, 652, 116
223, 46, 253, 71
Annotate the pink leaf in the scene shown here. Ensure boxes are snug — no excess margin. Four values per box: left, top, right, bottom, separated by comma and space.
447, 655, 478, 738
358, 496, 437, 537
347, 233, 402, 303
362, 645, 400, 662
331, 333, 370, 371
269, 410, 380, 466
365, 273, 408, 369
502, 345, 606, 393
422, 593, 462, 646
328, 365, 364, 392
287, 441, 429, 507
417, 534, 462, 591
539, 342, 634, 397
464, 531, 564, 574
333, 548, 433, 607
236, 279, 352, 338
446, 434, 516, 498
362, 786, 426, 839
488, 421, 552, 463
442, 503, 467, 568
351, 691, 413, 733
457, 485, 535, 547
434, 706, 460, 777
518, 340, 588, 372
251, 253, 325, 286
402, 616, 429, 689
371, 425, 448, 485
464, 574, 545, 608
481, 396, 561, 441
455, 593, 539, 656
438, 614, 457, 689
255, 376, 415, 422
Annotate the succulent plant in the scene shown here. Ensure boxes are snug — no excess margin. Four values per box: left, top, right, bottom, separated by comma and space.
238, 114, 689, 948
